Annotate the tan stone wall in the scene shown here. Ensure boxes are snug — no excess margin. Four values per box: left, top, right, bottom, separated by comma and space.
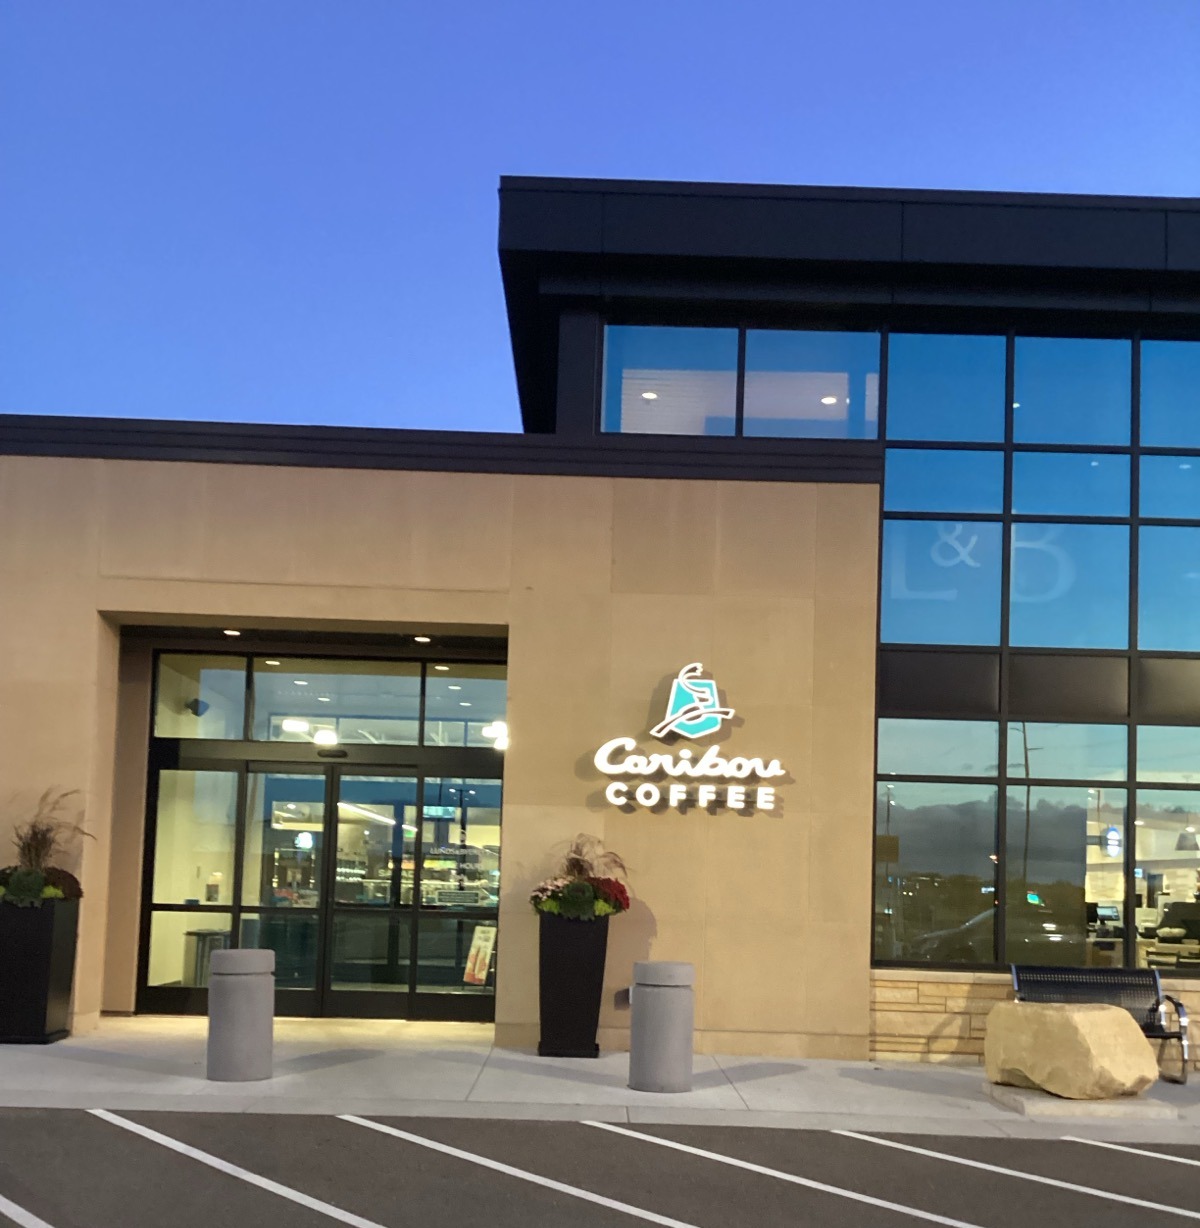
871, 968, 1200, 1070
0, 456, 879, 1056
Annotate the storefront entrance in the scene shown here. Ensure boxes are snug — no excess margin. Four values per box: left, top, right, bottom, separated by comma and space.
137, 647, 504, 1020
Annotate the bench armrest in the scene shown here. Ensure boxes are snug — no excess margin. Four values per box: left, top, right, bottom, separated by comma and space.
1163, 994, 1190, 1036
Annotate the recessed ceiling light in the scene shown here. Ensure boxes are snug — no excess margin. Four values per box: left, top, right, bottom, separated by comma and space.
281, 718, 310, 734
414, 635, 431, 644
294, 679, 309, 686
317, 696, 331, 703
434, 665, 449, 671
223, 629, 241, 637
820, 396, 838, 405
641, 391, 658, 400
1012, 402, 1021, 409
313, 729, 339, 747
448, 685, 462, 691
459, 701, 471, 707
264, 659, 281, 666
1182, 464, 1193, 471
1134, 819, 1145, 826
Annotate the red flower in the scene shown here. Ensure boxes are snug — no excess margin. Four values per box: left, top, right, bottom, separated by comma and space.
588, 876, 630, 911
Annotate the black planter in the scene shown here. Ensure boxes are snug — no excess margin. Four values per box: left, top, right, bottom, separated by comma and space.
537, 911, 609, 1058
0, 899, 79, 1044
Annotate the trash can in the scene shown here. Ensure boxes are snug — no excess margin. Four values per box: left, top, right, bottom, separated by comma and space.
207, 948, 275, 1082
628, 961, 694, 1093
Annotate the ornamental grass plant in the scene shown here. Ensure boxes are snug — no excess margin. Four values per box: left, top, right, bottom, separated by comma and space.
0, 789, 87, 907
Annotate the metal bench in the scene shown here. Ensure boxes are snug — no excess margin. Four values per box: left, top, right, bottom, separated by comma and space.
1011, 965, 1190, 1084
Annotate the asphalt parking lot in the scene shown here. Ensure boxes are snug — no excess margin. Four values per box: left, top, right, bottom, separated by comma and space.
1, 1110, 1199, 1228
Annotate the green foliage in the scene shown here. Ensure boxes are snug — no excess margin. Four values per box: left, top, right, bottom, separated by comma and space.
41, 866, 83, 901
558, 879, 597, 920
4, 868, 47, 908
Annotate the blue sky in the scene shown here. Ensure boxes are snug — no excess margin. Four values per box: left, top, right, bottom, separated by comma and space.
2, 1, 1198, 433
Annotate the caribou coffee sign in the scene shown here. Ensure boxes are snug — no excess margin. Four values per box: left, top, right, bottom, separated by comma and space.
595, 663, 785, 813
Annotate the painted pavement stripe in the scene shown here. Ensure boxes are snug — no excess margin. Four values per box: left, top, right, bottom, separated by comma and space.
1064, 1136, 1200, 1169
88, 1110, 388, 1228
0, 1193, 57, 1228
836, 1130, 1200, 1221
583, 1120, 985, 1228
340, 1114, 701, 1228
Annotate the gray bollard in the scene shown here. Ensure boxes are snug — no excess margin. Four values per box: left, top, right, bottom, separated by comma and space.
628, 961, 694, 1093
207, 948, 275, 1082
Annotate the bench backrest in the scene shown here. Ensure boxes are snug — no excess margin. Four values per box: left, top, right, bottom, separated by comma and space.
1011, 964, 1162, 1027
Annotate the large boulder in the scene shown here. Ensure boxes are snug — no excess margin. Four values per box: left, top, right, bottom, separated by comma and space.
985, 1001, 1158, 1100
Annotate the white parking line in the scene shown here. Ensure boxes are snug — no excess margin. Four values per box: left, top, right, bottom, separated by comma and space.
1064, 1136, 1200, 1168
836, 1130, 1200, 1221
88, 1110, 389, 1228
340, 1115, 700, 1228
583, 1120, 985, 1228
0, 1192, 57, 1228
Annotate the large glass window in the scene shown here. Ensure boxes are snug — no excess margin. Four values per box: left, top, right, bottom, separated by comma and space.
1133, 789, 1200, 971
252, 658, 421, 746
1005, 786, 1126, 966
883, 449, 1003, 514
334, 776, 419, 907
1141, 341, 1200, 449
876, 719, 998, 778
880, 520, 1003, 645
420, 778, 502, 910
1137, 726, 1200, 784
151, 770, 238, 906
242, 772, 326, 908
602, 325, 737, 435
423, 665, 507, 748
885, 334, 1006, 442
1006, 722, 1127, 782
742, 329, 879, 439
874, 782, 997, 963
1013, 337, 1131, 446
147, 911, 231, 987
1138, 526, 1200, 651
1010, 453, 1129, 518
1140, 457, 1200, 520
1009, 523, 1129, 648
154, 654, 245, 739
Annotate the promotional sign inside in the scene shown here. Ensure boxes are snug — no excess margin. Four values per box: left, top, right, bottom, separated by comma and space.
595, 663, 786, 813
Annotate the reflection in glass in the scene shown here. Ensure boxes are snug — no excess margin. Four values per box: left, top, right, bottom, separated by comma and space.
243, 773, 325, 907
1009, 523, 1128, 648
880, 520, 1002, 644
152, 771, 237, 905
1013, 337, 1131, 446
416, 918, 497, 994
602, 326, 737, 435
252, 657, 419, 746
1005, 786, 1126, 967
154, 654, 245, 739
876, 719, 998, 778
334, 776, 418, 906
742, 329, 879, 439
1141, 341, 1200, 448
1010, 453, 1129, 518
330, 913, 411, 991
1137, 726, 1200, 784
1133, 790, 1200, 971
884, 450, 1003, 513
1138, 526, 1200, 651
1006, 722, 1127, 782
239, 913, 319, 988
420, 779, 502, 911
424, 665, 507, 748
873, 782, 997, 963
1140, 457, 1200, 520
147, 911, 231, 987
885, 334, 1006, 442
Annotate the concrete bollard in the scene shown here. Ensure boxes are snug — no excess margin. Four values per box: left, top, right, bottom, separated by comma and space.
207, 948, 275, 1082
628, 961, 694, 1093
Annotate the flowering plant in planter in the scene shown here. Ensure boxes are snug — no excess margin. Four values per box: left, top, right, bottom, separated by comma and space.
0, 789, 86, 908
530, 834, 630, 921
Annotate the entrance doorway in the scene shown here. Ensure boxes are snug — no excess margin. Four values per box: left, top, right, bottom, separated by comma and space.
137, 646, 505, 1020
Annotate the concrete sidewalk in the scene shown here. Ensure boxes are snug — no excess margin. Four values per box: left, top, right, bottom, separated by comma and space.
3, 1016, 1197, 1141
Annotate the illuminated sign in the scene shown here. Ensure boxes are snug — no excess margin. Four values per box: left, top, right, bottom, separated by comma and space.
595, 663, 786, 813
